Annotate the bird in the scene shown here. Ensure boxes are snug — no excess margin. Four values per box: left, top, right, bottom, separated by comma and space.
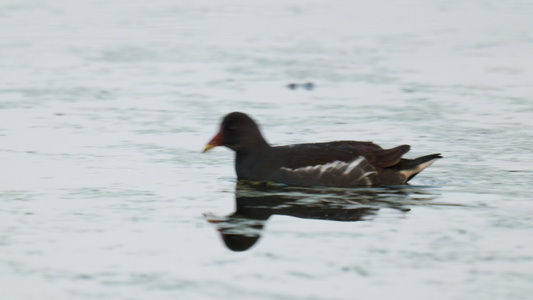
203, 112, 441, 187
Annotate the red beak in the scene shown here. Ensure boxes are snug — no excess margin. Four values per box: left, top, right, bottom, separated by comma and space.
203, 126, 223, 152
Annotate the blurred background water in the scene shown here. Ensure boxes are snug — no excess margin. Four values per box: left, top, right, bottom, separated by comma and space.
1, 0, 533, 299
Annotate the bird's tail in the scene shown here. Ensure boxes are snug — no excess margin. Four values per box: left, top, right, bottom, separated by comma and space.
397, 153, 442, 182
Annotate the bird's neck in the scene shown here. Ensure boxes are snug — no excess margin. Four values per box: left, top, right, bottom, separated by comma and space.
235, 143, 272, 181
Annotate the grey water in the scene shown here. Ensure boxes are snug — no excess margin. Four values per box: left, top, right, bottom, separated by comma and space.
1, 0, 533, 299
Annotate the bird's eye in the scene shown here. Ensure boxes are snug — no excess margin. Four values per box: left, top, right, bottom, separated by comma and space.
225, 126, 237, 132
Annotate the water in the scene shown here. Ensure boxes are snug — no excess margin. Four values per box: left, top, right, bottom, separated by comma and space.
1, 0, 533, 299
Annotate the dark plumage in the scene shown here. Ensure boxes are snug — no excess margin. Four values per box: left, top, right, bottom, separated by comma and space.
204, 112, 441, 187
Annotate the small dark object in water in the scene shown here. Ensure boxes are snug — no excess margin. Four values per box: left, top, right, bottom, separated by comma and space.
287, 83, 298, 90
286, 82, 315, 90
302, 82, 314, 90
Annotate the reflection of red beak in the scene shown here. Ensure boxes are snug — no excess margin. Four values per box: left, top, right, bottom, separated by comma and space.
203, 126, 223, 152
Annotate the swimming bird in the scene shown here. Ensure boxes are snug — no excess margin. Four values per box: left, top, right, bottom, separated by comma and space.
203, 112, 441, 187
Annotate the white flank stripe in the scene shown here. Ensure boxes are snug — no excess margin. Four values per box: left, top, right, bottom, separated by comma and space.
278, 156, 376, 187
343, 157, 365, 175
282, 156, 371, 178
358, 171, 377, 182
320, 161, 343, 176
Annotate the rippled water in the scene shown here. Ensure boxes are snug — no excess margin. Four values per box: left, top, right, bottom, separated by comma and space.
1, 1, 533, 299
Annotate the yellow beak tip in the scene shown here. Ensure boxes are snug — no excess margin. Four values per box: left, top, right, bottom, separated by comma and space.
203, 144, 216, 152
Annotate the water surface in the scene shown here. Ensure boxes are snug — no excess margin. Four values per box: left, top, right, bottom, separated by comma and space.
1, 1, 533, 299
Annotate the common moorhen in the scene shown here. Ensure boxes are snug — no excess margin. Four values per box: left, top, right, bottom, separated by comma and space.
204, 112, 441, 187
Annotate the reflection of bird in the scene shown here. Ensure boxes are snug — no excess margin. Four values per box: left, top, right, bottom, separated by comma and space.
205, 183, 432, 252
204, 112, 441, 187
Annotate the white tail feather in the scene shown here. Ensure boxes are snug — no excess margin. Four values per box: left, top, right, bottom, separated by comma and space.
399, 158, 440, 179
